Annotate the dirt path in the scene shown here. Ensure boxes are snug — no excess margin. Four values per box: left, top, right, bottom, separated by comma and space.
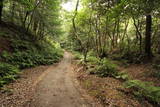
26, 52, 95, 107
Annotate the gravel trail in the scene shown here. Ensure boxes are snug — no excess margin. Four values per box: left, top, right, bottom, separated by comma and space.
28, 52, 94, 107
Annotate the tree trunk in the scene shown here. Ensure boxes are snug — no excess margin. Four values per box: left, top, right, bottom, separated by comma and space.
23, 11, 29, 27
11, 1, 15, 22
145, 14, 152, 58
132, 17, 143, 54
0, 0, 4, 22
83, 50, 87, 62
158, 37, 160, 54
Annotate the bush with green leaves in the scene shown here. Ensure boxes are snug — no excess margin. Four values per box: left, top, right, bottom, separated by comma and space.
0, 63, 20, 87
1, 49, 63, 69
124, 80, 160, 105
115, 72, 130, 80
151, 65, 160, 79
153, 64, 160, 70
89, 59, 118, 77
152, 71, 160, 79
152, 56, 160, 79
0, 23, 63, 88
73, 51, 83, 60
87, 56, 100, 65
0, 39, 63, 69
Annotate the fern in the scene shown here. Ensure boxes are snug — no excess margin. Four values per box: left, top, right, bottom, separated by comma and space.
89, 58, 118, 77
0, 63, 20, 87
115, 72, 130, 80
124, 80, 160, 105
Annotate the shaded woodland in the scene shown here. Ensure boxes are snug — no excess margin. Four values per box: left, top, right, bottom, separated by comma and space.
64, 0, 160, 106
0, 0, 63, 87
65, 0, 160, 62
0, 0, 160, 106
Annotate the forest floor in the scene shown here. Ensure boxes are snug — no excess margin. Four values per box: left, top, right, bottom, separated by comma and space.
74, 61, 159, 107
0, 52, 159, 107
0, 52, 99, 107
118, 63, 160, 86
0, 65, 50, 107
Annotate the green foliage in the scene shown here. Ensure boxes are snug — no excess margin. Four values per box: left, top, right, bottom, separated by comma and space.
115, 72, 130, 80
152, 65, 160, 79
1, 48, 63, 69
11, 40, 34, 51
2, 0, 62, 40
124, 80, 160, 105
153, 64, 160, 70
152, 56, 160, 79
73, 51, 83, 60
89, 59, 118, 77
111, 50, 146, 64
0, 0, 63, 88
0, 63, 20, 87
67, 0, 160, 65
87, 56, 100, 64
0, 38, 63, 87
72, 51, 118, 78
152, 70, 160, 79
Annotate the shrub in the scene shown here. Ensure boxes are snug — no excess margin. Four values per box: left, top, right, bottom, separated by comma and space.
0, 25, 64, 87
124, 80, 160, 105
1, 40, 63, 69
0, 63, 20, 87
87, 56, 100, 65
89, 59, 117, 77
73, 52, 83, 60
153, 64, 160, 70
153, 71, 160, 79
115, 72, 130, 80
120, 51, 145, 64
4, 50, 62, 69
11, 39, 34, 51
151, 66, 160, 79
152, 56, 160, 79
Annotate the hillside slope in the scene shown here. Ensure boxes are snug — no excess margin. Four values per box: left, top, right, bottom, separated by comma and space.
0, 22, 63, 87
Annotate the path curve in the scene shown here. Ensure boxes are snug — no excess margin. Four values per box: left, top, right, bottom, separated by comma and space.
28, 52, 94, 107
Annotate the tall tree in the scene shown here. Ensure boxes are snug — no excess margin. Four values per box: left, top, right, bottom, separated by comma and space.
0, 0, 4, 22
145, 14, 152, 58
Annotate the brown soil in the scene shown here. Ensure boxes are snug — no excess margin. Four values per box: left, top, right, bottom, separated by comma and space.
74, 62, 153, 107
118, 64, 160, 86
0, 65, 50, 107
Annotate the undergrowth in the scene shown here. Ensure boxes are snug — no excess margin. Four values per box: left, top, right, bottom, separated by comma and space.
152, 56, 160, 79
0, 26, 63, 87
74, 51, 160, 106
89, 58, 118, 77
0, 40, 63, 69
0, 63, 20, 87
73, 51, 83, 60
111, 50, 146, 64
73, 51, 121, 78
124, 80, 160, 105
0, 40, 63, 87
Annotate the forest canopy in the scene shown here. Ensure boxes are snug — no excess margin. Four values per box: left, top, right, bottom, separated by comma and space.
63, 0, 160, 62
0, 0, 62, 41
